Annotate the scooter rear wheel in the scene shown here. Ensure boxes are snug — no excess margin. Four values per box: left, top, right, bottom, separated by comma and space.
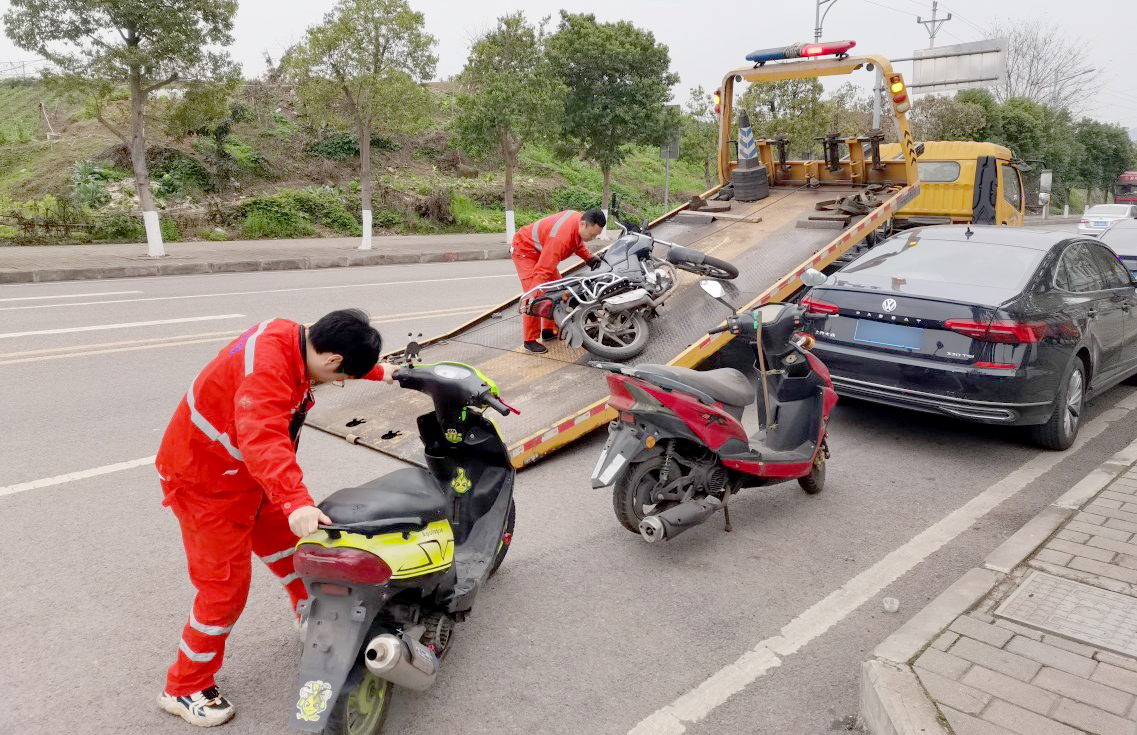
324, 666, 393, 735
797, 457, 826, 495
613, 458, 676, 533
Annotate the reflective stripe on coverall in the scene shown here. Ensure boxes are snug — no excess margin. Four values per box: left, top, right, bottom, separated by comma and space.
157, 318, 385, 695
511, 210, 593, 343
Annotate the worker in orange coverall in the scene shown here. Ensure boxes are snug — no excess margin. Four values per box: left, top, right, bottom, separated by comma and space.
155, 309, 397, 727
512, 207, 606, 353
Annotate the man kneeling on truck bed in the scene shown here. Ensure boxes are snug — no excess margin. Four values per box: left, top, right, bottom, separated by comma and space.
155, 309, 397, 728
512, 207, 606, 353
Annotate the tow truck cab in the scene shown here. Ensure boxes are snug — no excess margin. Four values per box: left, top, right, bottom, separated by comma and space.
879, 141, 1025, 227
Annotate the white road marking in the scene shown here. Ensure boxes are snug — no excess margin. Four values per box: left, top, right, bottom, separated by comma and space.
629, 404, 1134, 735
0, 314, 245, 340
0, 456, 157, 499
0, 305, 494, 365
0, 290, 142, 302
0, 274, 515, 311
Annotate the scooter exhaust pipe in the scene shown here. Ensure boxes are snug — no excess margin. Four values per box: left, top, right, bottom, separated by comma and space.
638, 497, 722, 542
363, 633, 440, 691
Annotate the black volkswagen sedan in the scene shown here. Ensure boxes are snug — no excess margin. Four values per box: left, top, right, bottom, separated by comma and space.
801, 226, 1137, 450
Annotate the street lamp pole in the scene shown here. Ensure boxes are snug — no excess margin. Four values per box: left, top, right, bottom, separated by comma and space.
814, 0, 840, 42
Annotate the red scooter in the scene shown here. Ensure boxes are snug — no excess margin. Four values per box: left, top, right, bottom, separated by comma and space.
591, 277, 838, 542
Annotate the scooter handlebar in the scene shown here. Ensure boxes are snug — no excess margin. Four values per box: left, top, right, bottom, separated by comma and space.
483, 393, 519, 416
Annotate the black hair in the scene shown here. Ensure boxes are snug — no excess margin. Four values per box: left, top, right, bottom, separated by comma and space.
582, 208, 606, 228
309, 309, 382, 378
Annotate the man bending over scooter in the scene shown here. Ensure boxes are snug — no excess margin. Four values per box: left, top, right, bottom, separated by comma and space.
155, 309, 398, 727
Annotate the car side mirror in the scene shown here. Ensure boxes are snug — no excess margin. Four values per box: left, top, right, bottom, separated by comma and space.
801, 268, 828, 287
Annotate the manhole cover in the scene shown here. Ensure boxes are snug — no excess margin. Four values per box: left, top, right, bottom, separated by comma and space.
995, 570, 1137, 658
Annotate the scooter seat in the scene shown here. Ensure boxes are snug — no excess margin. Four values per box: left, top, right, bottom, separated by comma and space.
633, 365, 755, 407
319, 468, 448, 526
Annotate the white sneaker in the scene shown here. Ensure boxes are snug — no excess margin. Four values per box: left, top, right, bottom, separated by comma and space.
158, 686, 235, 727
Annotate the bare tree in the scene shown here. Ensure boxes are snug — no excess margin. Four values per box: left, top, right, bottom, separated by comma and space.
987, 19, 1099, 111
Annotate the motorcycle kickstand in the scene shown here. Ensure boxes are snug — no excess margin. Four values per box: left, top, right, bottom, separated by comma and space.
723, 505, 732, 533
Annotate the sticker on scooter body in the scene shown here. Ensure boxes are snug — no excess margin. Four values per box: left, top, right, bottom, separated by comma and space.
296, 680, 333, 722
452, 467, 472, 493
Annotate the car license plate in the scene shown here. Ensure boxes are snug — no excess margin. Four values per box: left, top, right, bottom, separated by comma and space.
853, 319, 926, 350
1093, 221, 1109, 227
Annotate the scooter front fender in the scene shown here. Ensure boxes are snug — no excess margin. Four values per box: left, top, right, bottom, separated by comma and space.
289, 589, 391, 732
591, 423, 652, 488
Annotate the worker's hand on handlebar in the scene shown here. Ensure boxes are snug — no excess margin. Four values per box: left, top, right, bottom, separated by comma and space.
288, 505, 332, 537
586, 256, 602, 269
377, 362, 399, 384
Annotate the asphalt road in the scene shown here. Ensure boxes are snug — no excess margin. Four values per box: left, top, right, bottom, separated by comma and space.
7, 231, 1137, 735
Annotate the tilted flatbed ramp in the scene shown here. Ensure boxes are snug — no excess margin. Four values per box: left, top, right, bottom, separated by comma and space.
305, 182, 921, 468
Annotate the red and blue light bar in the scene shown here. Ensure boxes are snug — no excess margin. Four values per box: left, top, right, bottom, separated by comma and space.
745, 40, 856, 64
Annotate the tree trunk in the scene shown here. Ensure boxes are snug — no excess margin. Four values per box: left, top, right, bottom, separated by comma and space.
129, 67, 163, 257
601, 165, 613, 239
359, 122, 373, 250
704, 156, 713, 189
503, 132, 517, 245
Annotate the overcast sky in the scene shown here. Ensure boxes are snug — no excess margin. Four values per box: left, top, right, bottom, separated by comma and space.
1, 0, 1135, 133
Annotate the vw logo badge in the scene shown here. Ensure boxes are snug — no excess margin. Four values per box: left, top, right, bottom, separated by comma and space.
882, 299, 898, 313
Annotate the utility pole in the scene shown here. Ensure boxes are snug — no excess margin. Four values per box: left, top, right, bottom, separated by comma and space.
917, 1, 952, 49
814, 0, 840, 42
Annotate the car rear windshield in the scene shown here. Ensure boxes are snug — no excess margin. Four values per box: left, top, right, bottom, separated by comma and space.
1088, 205, 1130, 216
841, 236, 1046, 290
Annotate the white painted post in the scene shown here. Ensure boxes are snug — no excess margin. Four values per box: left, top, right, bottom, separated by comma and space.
1064, 204, 1069, 216
599, 209, 613, 240
143, 211, 165, 258
359, 210, 372, 250
505, 209, 516, 246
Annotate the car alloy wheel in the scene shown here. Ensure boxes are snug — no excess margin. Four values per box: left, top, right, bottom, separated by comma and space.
1064, 367, 1084, 438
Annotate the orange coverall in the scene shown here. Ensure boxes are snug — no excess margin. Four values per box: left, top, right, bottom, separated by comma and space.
156, 318, 385, 695
511, 210, 593, 342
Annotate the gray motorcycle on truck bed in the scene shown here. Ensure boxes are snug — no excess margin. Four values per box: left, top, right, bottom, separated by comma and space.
521, 229, 740, 361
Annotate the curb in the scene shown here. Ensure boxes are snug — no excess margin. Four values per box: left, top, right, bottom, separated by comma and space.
859, 437, 1137, 735
0, 246, 512, 284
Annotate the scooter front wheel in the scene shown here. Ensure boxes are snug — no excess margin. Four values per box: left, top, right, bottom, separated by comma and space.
797, 456, 826, 495
323, 666, 393, 735
613, 458, 675, 533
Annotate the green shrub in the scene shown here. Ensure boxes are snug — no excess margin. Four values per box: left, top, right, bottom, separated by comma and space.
92, 211, 145, 242
372, 209, 400, 229
240, 187, 360, 238
203, 227, 228, 241
309, 131, 399, 160
160, 218, 180, 242
149, 149, 212, 197
551, 186, 601, 212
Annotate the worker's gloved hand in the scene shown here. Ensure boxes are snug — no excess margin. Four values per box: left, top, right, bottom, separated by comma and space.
586, 256, 602, 269
377, 362, 399, 384
288, 505, 332, 537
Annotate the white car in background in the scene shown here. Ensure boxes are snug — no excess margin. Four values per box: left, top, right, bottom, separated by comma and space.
1079, 204, 1137, 236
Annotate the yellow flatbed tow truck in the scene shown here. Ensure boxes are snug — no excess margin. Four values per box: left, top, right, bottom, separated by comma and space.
305, 40, 923, 468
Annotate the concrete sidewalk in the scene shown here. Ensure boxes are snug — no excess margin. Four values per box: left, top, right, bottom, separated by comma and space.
862, 438, 1137, 735
0, 232, 510, 284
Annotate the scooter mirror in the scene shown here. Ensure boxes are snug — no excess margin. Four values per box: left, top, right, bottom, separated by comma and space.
801, 268, 828, 288
700, 279, 725, 299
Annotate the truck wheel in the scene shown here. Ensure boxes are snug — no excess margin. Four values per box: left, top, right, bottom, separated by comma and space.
1029, 358, 1085, 451
613, 458, 675, 533
580, 306, 650, 361
324, 665, 393, 735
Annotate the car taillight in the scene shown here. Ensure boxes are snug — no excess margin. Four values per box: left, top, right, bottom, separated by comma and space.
944, 319, 1045, 344
1080, 218, 1089, 224
800, 295, 840, 315
294, 544, 392, 584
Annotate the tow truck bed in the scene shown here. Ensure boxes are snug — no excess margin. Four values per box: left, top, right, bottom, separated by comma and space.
306, 184, 919, 468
